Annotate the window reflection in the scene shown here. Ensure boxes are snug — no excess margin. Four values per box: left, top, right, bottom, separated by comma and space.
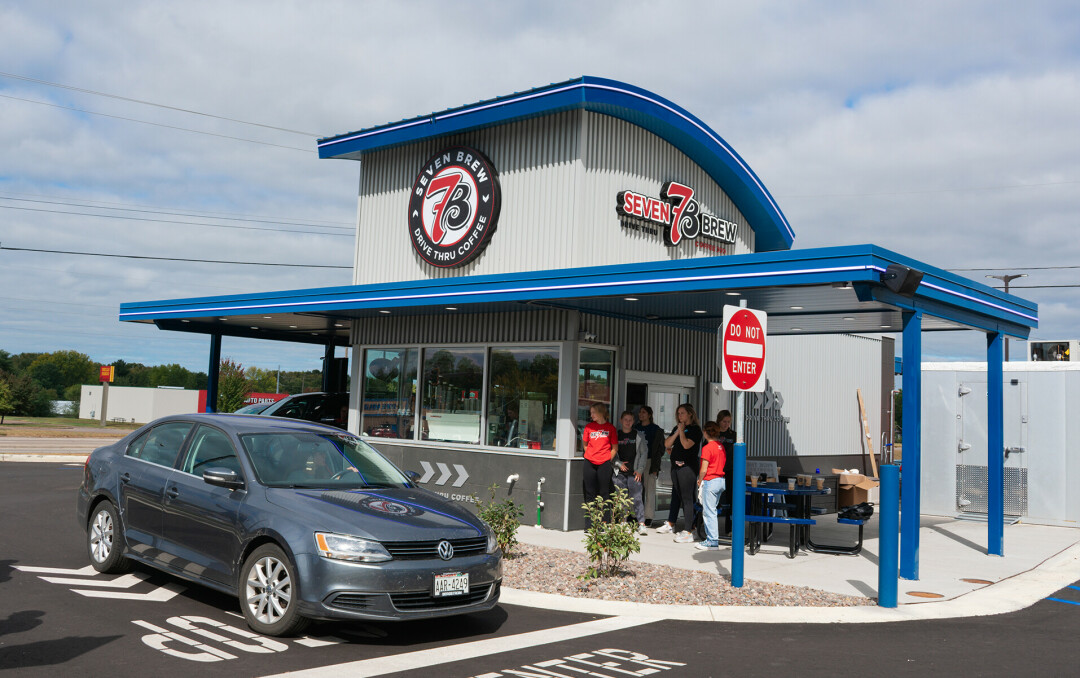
421, 348, 485, 444
577, 347, 614, 454
486, 347, 559, 450
361, 349, 418, 439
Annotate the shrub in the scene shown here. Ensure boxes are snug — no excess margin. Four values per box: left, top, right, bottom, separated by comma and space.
581, 487, 641, 578
474, 484, 523, 558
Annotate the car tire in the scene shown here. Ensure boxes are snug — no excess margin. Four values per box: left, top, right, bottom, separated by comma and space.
240, 544, 310, 637
87, 500, 132, 574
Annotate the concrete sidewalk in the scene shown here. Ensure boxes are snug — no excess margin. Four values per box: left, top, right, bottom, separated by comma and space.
504, 515, 1080, 623
0, 436, 120, 462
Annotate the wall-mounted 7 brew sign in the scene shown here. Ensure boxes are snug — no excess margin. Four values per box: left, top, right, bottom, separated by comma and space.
408, 146, 502, 268
616, 181, 738, 247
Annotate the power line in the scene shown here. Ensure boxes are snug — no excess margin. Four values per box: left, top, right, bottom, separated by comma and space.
0, 71, 319, 136
0, 262, 251, 292
0, 196, 353, 231
779, 179, 1079, 199
0, 204, 352, 237
990, 284, 1080, 289
950, 265, 1080, 272
0, 295, 115, 309
0, 245, 351, 269
0, 190, 351, 227
0, 93, 313, 153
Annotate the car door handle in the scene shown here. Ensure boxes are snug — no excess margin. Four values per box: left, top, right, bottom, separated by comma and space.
165, 487, 180, 499
120, 473, 131, 484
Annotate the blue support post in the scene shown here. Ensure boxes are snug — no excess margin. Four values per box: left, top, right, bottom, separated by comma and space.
987, 332, 1004, 556
731, 440, 746, 588
205, 333, 222, 413
900, 310, 922, 580
878, 464, 900, 607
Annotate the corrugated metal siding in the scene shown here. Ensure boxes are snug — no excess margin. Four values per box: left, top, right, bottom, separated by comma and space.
353, 110, 754, 285
744, 335, 882, 458
353, 309, 576, 345
352, 308, 719, 386
580, 112, 754, 258
579, 315, 722, 382
354, 111, 582, 284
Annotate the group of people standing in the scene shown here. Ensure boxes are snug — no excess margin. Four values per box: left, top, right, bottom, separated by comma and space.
581, 401, 737, 549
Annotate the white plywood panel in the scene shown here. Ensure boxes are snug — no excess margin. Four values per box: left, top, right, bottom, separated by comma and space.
743, 334, 883, 458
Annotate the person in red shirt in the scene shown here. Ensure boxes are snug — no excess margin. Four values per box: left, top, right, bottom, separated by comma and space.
694, 421, 727, 550
581, 402, 617, 525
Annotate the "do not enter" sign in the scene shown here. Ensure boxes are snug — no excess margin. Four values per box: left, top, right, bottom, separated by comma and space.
719, 306, 767, 392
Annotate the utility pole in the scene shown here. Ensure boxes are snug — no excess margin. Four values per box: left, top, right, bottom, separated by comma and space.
986, 273, 1027, 361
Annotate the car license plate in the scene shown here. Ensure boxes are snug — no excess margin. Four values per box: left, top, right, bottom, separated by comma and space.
433, 572, 469, 597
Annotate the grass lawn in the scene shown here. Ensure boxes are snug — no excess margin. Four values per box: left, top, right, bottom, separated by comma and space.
0, 416, 141, 437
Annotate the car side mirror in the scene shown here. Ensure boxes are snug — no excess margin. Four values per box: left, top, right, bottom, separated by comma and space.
203, 468, 244, 490
405, 470, 421, 483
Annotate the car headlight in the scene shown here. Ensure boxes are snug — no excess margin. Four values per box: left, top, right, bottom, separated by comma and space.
314, 532, 392, 562
485, 528, 498, 554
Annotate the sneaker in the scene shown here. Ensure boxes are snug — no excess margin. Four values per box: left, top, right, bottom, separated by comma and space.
638, 522, 648, 535
694, 541, 720, 551
655, 522, 674, 534
673, 531, 694, 543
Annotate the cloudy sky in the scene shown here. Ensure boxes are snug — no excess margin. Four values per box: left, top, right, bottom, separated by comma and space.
2, 1, 1078, 372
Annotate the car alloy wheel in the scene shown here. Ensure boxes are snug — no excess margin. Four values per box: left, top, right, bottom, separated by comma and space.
240, 544, 309, 636
86, 500, 131, 574
247, 555, 292, 625
90, 508, 114, 564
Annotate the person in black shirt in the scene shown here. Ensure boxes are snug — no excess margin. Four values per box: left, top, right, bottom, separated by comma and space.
634, 405, 664, 527
656, 403, 703, 543
715, 409, 736, 536
614, 410, 649, 534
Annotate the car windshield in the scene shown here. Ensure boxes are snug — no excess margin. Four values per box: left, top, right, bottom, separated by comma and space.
240, 431, 411, 489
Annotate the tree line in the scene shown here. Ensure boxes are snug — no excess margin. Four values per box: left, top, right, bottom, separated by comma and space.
0, 349, 325, 421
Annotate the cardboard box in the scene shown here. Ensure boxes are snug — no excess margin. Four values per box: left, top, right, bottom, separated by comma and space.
832, 468, 879, 507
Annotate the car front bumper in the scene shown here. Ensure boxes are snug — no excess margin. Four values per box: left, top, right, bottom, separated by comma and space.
293, 551, 502, 621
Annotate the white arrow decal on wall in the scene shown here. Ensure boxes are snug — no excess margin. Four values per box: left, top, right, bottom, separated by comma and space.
418, 460, 435, 484
452, 464, 470, 487
435, 462, 453, 486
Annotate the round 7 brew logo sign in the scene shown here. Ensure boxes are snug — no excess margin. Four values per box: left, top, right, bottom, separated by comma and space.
408, 145, 502, 268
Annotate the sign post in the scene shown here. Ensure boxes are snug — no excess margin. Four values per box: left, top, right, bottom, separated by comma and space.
718, 304, 767, 588
98, 365, 115, 428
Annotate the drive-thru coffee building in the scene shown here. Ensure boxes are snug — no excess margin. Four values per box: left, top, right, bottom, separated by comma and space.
120, 77, 1038, 576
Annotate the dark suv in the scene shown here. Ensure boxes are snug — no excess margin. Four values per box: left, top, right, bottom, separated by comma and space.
258, 392, 349, 429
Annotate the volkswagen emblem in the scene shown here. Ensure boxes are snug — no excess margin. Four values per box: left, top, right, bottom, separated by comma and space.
437, 540, 454, 561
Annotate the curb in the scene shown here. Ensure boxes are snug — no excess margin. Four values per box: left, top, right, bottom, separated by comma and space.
500, 541, 1080, 623
0, 454, 90, 463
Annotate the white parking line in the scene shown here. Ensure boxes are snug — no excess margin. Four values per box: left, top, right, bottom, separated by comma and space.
40, 573, 147, 588
259, 616, 653, 678
14, 565, 98, 576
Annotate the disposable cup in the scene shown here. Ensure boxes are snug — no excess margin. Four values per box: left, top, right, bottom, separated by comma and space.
787, 478, 796, 491
816, 477, 825, 490
750, 476, 758, 487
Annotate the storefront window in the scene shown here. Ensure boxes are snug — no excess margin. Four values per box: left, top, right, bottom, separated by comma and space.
421, 347, 485, 444
485, 347, 559, 450
361, 349, 418, 439
577, 347, 615, 453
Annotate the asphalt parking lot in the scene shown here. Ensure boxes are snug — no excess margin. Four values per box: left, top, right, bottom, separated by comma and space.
3, 462, 1080, 677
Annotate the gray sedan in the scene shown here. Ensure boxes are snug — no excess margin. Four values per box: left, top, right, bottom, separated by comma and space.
76, 413, 501, 636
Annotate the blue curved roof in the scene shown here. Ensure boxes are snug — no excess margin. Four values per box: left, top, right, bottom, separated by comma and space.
317, 77, 795, 252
